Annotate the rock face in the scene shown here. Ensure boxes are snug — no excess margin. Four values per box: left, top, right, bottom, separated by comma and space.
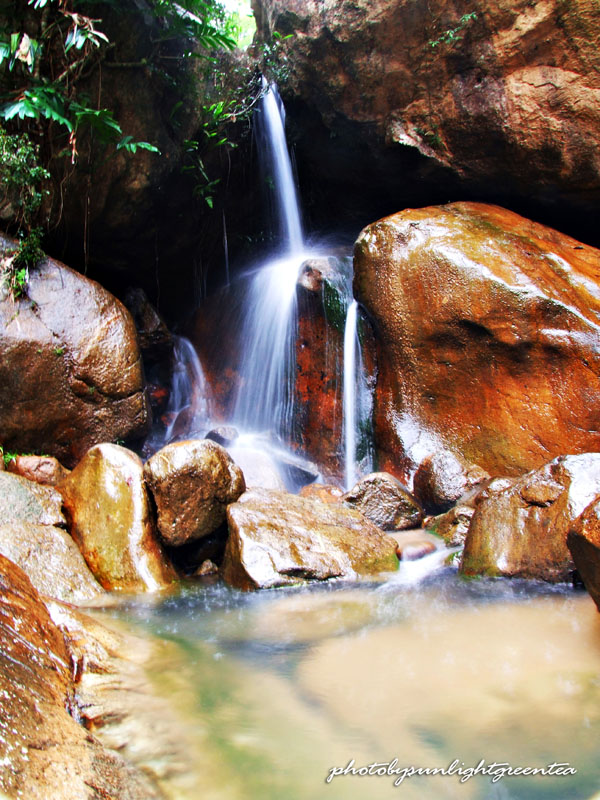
460, 454, 600, 581
143, 439, 245, 547
0, 522, 104, 603
254, 0, 600, 238
0, 471, 65, 526
426, 505, 475, 548
342, 472, 423, 530
568, 501, 600, 612
60, 443, 176, 592
0, 554, 161, 800
0, 236, 150, 467
223, 488, 398, 590
354, 203, 600, 479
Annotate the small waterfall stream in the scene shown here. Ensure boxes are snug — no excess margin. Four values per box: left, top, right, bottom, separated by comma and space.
232, 80, 309, 439
343, 300, 359, 489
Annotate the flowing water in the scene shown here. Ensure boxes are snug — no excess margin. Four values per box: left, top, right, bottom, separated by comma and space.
97, 569, 600, 800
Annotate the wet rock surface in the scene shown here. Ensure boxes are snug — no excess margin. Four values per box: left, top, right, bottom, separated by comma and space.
144, 439, 245, 547
0, 470, 65, 527
568, 500, 600, 612
460, 453, 600, 581
6, 454, 70, 487
254, 0, 600, 239
298, 483, 344, 504
413, 452, 489, 514
0, 554, 162, 800
222, 488, 399, 590
354, 203, 600, 480
60, 443, 176, 592
0, 236, 150, 467
0, 522, 104, 603
342, 472, 423, 530
426, 505, 475, 548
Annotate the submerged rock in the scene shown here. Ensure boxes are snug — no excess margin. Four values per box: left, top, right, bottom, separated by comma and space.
6, 454, 70, 487
460, 453, 600, 581
0, 470, 65, 526
60, 443, 176, 592
144, 438, 245, 547
226, 444, 286, 490
354, 203, 600, 480
0, 522, 104, 603
0, 553, 162, 800
0, 236, 150, 467
343, 472, 423, 530
222, 488, 399, 590
568, 501, 600, 612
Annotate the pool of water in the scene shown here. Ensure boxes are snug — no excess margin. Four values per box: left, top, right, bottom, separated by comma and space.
97, 563, 600, 800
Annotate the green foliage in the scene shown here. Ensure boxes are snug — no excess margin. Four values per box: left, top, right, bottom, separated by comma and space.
1, 227, 44, 300
0, 447, 18, 468
429, 12, 477, 48
0, 127, 49, 229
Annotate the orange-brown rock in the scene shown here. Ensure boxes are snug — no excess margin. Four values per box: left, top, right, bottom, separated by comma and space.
342, 472, 423, 530
354, 203, 600, 479
298, 483, 344, 504
0, 553, 161, 800
254, 0, 600, 236
568, 501, 600, 612
143, 439, 245, 547
223, 488, 398, 590
7, 454, 70, 486
0, 236, 150, 467
460, 454, 600, 581
60, 443, 176, 592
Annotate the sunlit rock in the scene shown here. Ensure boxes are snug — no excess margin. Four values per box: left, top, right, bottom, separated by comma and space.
60, 443, 176, 592
144, 438, 245, 547
223, 488, 398, 590
354, 203, 600, 479
0, 522, 104, 603
343, 471, 423, 530
0, 470, 65, 526
461, 453, 600, 581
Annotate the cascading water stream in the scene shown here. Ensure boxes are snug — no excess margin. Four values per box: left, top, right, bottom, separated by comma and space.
162, 335, 212, 443
233, 79, 308, 438
343, 300, 358, 490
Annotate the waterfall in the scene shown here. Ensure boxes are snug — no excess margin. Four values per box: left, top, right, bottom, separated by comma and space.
343, 300, 358, 490
233, 80, 308, 437
163, 335, 212, 442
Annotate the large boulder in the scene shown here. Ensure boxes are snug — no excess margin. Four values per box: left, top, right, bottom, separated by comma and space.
0, 553, 161, 800
0, 236, 150, 467
254, 0, 600, 237
143, 439, 245, 547
223, 488, 399, 590
354, 203, 600, 479
460, 454, 600, 581
0, 522, 104, 603
60, 443, 176, 592
568, 501, 600, 612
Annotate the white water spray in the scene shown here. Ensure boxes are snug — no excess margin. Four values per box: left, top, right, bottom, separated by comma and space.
343, 300, 358, 489
233, 80, 308, 436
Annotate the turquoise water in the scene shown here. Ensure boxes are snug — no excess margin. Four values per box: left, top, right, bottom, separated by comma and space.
99, 567, 600, 800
